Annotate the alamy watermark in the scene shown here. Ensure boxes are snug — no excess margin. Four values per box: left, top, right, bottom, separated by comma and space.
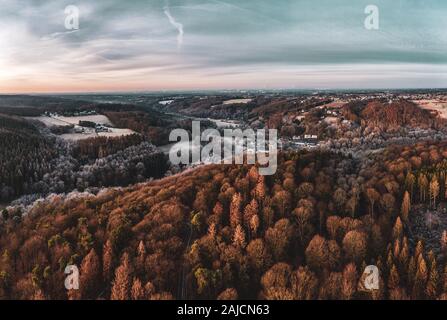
362, 265, 380, 291
65, 5, 80, 30
64, 264, 79, 290
364, 5, 379, 30
169, 121, 278, 175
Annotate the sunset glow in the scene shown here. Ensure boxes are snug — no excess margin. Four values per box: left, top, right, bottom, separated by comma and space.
1, 0, 446, 93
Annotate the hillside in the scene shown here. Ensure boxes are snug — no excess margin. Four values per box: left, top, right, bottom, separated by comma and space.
0, 114, 57, 200
342, 99, 441, 130
2, 141, 447, 299
0, 113, 168, 203
0, 95, 186, 146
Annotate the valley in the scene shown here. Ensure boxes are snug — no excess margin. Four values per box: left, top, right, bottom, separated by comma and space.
1, 90, 447, 300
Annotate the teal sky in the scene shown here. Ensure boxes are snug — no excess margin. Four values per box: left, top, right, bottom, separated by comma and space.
0, 0, 446, 92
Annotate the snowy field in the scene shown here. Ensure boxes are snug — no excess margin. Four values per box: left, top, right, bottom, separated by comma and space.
29, 115, 135, 141
30, 114, 113, 126
159, 100, 174, 105
29, 116, 69, 127
413, 99, 447, 119
59, 128, 136, 141
223, 99, 252, 105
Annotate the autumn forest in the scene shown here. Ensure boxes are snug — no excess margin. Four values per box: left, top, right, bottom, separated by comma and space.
2, 92, 447, 301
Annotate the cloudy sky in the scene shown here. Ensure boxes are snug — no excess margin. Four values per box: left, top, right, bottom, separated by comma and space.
0, 0, 446, 93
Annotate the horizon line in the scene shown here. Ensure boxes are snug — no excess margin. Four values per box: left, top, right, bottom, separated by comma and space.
1, 87, 447, 96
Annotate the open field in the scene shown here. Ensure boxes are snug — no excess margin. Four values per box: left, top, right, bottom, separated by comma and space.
223, 98, 252, 105
30, 114, 113, 126
59, 128, 136, 141
29, 116, 69, 127
29, 114, 136, 140
323, 100, 347, 109
413, 99, 447, 119
56, 114, 113, 126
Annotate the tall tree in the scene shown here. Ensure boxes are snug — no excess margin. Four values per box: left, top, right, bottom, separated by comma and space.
293, 266, 319, 300
79, 249, 101, 299
265, 219, 294, 261
412, 256, 428, 299
293, 205, 315, 248
418, 174, 429, 203
229, 193, 243, 229
305, 235, 340, 272
233, 225, 246, 249
111, 253, 131, 300
426, 259, 439, 299
388, 264, 400, 290
392, 217, 403, 241
217, 288, 238, 300
341, 263, 357, 300
247, 239, 272, 275
401, 191, 411, 223
366, 188, 380, 220
441, 230, 447, 253
243, 199, 258, 236
131, 278, 146, 300
136, 240, 146, 275
260, 263, 294, 300
405, 172, 416, 200
254, 176, 267, 203
250, 214, 260, 238
429, 175, 440, 208
342, 231, 368, 264
102, 240, 114, 283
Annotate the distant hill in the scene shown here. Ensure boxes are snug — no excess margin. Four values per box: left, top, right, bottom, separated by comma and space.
0, 95, 188, 145
342, 99, 441, 130
0, 95, 97, 116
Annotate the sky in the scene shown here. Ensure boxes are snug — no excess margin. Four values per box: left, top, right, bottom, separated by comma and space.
0, 0, 447, 93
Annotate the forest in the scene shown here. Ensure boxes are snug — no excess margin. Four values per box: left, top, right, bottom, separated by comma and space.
72, 135, 145, 163
104, 111, 191, 146
341, 99, 441, 131
0, 95, 188, 146
1, 139, 447, 299
0, 114, 168, 202
0, 114, 58, 200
